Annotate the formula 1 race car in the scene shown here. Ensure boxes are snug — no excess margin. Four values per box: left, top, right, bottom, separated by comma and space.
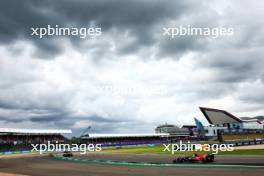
62, 151, 73, 157
173, 153, 214, 163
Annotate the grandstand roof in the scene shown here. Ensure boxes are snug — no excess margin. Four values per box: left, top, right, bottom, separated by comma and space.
0, 128, 72, 134
200, 107, 263, 125
200, 107, 242, 124
81, 133, 170, 139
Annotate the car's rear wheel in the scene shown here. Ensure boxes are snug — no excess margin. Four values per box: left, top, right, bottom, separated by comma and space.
176, 158, 183, 163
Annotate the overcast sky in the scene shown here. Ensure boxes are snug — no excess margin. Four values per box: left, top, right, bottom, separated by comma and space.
0, 0, 264, 136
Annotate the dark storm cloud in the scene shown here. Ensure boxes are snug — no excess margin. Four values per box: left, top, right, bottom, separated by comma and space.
85, 115, 120, 123
0, 105, 68, 123
0, 115, 24, 123
157, 36, 207, 59
0, 0, 63, 56
261, 74, 264, 83
1, 0, 264, 135
198, 49, 264, 83
0, 101, 19, 110
240, 94, 264, 104
29, 111, 69, 123
32, 39, 64, 58
28, 110, 132, 132
0, 91, 69, 112
82, 121, 147, 133
0, 0, 193, 58
44, 114, 137, 134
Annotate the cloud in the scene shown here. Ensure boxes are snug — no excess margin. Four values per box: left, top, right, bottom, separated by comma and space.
0, 0, 264, 135
0, 0, 192, 58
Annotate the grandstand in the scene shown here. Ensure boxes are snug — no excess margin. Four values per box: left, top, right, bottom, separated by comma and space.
80, 133, 170, 146
223, 133, 264, 141
200, 107, 264, 130
0, 128, 72, 152
199, 107, 264, 142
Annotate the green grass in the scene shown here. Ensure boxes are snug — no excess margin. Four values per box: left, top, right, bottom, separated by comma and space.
103, 145, 169, 155
218, 149, 264, 155
102, 145, 264, 155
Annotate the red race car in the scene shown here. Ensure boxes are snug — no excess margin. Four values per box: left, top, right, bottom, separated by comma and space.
173, 153, 214, 163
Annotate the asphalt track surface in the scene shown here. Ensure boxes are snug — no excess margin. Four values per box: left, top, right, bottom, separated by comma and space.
0, 154, 264, 176
75, 153, 264, 166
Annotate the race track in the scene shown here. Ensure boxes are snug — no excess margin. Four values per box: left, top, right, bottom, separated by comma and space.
0, 154, 263, 176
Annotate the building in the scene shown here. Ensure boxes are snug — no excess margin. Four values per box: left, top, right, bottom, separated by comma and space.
194, 117, 227, 137
155, 124, 190, 136
0, 128, 72, 152
203, 126, 227, 137
182, 125, 197, 136
200, 107, 264, 130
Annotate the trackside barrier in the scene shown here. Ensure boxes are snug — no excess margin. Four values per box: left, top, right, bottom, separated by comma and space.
51, 154, 264, 169
225, 139, 264, 146
0, 150, 31, 155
